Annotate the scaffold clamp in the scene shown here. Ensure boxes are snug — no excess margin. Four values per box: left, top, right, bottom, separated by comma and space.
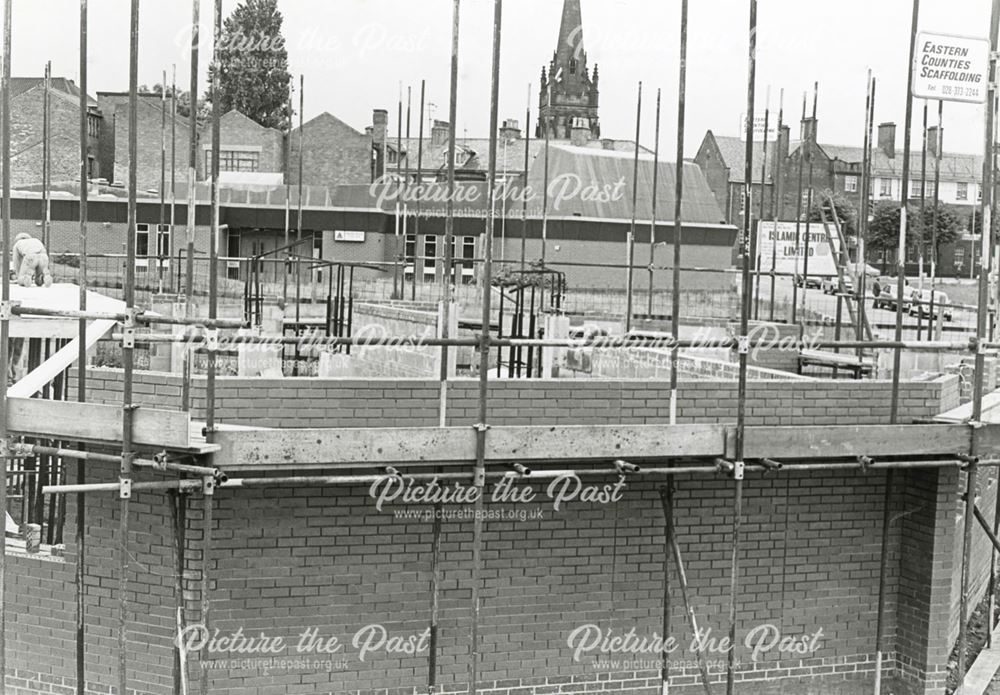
122, 327, 135, 349
203, 475, 215, 496
119, 478, 132, 499
0, 301, 11, 321
857, 455, 874, 473
737, 336, 749, 355
733, 460, 745, 480
153, 451, 168, 472
205, 329, 219, 352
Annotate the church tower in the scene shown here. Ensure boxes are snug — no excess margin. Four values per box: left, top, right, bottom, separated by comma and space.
536, 0, 600, 141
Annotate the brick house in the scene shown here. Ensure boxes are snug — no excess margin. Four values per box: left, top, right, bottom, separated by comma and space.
695, 117, 985, 277
9, 77, 101, 187
197, 109, 284, 180
96, 91, 190, 193
288, 111, 373, 187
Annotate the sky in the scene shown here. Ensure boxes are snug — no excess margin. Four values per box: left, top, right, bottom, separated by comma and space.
7, 0, 996, 157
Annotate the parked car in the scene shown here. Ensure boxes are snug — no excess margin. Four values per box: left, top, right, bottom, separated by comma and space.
793, 273, 823, 289
871, 275, 910, 312
908, 288, 953, 322
821, 276, 854, 296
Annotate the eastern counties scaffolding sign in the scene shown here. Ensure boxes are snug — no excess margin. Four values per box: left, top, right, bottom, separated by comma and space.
756, 221, 839, 276
913, 32, 990, 104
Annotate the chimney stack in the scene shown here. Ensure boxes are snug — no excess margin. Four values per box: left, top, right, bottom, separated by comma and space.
431, 120, 450, 148
878, 122, 896, 159
569, 116, 592, 147
500, 118, 522, 141
371, 109, 388, 180
928, 125, 942, 158
800, 116, 817, 145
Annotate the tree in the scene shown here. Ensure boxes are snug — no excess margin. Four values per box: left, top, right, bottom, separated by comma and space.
139, 84, 207, 123
808, 190, 858, 238
864, 201, 962, 271
210, 0, 292, 130
969, 206, 1000, 237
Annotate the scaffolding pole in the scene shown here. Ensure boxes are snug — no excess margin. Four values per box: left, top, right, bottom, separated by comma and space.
669, 0, 688, 428
118, 3, 140, 693
753, 88, 770, 321
647, 87, 661, 318
728, 1, 757, 691
469, 3, 501, 692
430, 4, 460, 690
200, 1, 223, 691
798, 84, 818, 327
768, 89, 783, 322
76, 1, 89, 692
184, 0, 198, 308
625, 81, 642, 332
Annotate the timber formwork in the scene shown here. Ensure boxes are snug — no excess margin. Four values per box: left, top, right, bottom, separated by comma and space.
1, 1, 1000, 695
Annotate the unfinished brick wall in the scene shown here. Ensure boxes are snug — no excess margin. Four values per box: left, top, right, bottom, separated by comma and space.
5, 460, 958, 695
75, 369, 958, 429
6, 371, 965, 695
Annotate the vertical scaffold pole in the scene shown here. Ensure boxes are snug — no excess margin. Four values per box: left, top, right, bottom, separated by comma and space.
890, 0, 920, 424
929, 101, 942, 342
297, 74, 304, 244
184, 0, 198, 308
119, 2, 140, 693
430, 5, 460, 690
470, 3, 501, 693
0, 0, 11, 683
790, 92, 806, 325
625, 81, 642, 332
799, 83, 818, 326
959, 1, 999, 686
728, 1, 756, 692
199, 0, 223, 691
520, 83, 530, 271
669, 0, 688, 427
76, 1, 89, 691
768, 89, 783, 322
753, 88, 770, 320
647, 88, 661, 318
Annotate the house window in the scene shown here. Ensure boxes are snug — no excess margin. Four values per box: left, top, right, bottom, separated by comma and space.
910, 180, 923, 197
136, 223, 150, 258
845, 175, 858, 193
978, 186, 983, 201
569, 59, 578, 75
226, 229, 241, 279
404, 233, 415, 278
210, 149, 260, 173
451, 236, 476, 284
957, 182, 969, 200
423, 235, 437, 278
879, 179, 891, 197
954, 247, 966, 267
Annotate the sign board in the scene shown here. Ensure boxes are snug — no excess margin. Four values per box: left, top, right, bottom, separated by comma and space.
756, 221, 839, 276
334, 230, 365, 243
739, 113, 778, 142
913, 32, 990, 104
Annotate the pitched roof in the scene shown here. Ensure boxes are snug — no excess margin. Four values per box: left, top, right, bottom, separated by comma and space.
292, 111, 365, 137
819, 143, 981, 183
711, 134, 781, 184
392, 136, 652, 176
13, 76, 96, 106
523, 142, 726, 224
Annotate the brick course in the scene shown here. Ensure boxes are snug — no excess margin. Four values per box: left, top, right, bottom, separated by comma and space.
5, 371, 968, 695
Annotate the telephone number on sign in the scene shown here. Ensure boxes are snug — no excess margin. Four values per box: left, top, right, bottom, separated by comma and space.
940, 85, 983, 98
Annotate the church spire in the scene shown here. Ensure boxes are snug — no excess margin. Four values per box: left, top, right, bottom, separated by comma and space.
536, 0, 600, 140
555, 0, 585, 68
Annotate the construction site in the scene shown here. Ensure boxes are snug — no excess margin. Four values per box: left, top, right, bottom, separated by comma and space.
4, 1, 1000, 695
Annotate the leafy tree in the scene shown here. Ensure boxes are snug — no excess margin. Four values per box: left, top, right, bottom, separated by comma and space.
808, 190, 858, 238
865, 201, 962, 270
209, 0, 292, 130
969, 207, 1000, 237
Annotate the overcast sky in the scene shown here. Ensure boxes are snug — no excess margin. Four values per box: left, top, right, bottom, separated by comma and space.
8, 0, 995, 157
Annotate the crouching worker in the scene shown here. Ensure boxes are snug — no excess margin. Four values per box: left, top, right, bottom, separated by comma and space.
13, 232, 52, 288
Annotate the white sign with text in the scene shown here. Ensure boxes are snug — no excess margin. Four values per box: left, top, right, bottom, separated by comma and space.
913, 32, 990, 104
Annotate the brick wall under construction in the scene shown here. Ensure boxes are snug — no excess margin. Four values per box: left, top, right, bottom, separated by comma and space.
3, 371, 978, 695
